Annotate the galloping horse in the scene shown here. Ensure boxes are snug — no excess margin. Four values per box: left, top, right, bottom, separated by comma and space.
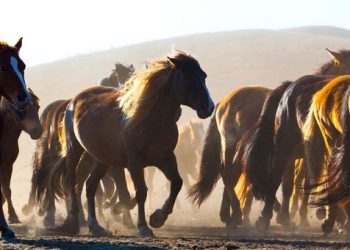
189, 49, 350, 231
146, 120, 205, 209
0, 89, 42, 224
24, 63, 135, 227
0, 38, 35, 239
54, 52, 214, 237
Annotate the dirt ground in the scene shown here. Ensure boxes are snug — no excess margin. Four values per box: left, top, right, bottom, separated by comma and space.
0, 222, 350, 249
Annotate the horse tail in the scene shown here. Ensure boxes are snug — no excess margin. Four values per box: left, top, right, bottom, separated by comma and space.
314, 91, 350, 206
188, 108, 222, 206
23, 133, 49, 215
240, 81, 292, 200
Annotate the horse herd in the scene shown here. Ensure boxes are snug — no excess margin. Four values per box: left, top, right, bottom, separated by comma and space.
0, 38, 350, 240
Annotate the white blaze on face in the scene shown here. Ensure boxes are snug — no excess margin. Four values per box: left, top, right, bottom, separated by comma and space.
10, 56, 30, 100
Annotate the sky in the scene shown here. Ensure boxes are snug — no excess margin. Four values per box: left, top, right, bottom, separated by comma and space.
1, 0, 350, 66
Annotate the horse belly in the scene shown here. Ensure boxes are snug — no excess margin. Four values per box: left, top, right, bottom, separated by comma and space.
75, 110, 126, 166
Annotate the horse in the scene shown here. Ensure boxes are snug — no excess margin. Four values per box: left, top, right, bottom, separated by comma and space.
0, 89, 42, 224
189, 49, 350, 232
100, 63, 134, 88
51, 52, 214, 237
0, 38, 36, 239
146, 120, 205, 209
301, 75, 350, 231
23, 63, 136, 227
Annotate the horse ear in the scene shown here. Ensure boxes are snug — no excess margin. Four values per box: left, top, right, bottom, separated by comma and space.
129, 64, 135, 71
15, 37, 23, 51
167, 56, 181, 68
326, 48, 342, 65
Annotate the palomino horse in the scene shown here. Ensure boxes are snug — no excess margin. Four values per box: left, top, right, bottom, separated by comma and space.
189, 49, 350, 232
0, 89, 42, 224
0, 38, 35, 239
301, 75, 350, 231
54, 52, 214, 237
146, 120, 205, 209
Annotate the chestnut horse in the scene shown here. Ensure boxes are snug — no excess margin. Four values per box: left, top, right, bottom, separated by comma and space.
189, 49, 350, 232
0, 38, 35, 239
54, 52, 214, 237
24, 63, 135, 227
0, 89, 42, 224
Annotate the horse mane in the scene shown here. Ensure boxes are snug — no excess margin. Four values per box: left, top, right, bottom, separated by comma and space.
118, 51, 195, 129
28, 88, 41, 106
0, 41, 17, 54
316, 49, 350, 75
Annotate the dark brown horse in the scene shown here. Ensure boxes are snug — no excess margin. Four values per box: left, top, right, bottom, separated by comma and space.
0, 89, 41, 224
54, 52, 214, 237
0, 38, 36, 239
100, 63, 134, 88
189, 49, 350, 232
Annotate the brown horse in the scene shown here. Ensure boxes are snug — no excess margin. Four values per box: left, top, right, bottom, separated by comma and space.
54, 52, 214, 237
189, 49, 350, 232
0, 38, 36, 239
24, 63, 136, 227
0, 89, 41, 224
146, 120, 205, 209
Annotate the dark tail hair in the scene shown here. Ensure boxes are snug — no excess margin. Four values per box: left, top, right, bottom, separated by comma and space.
188, 107, 222, 206
239, 81, 292, 200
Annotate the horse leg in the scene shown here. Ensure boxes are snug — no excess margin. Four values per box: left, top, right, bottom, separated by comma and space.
1, 163, 20, 224
43, 193, 56, 228
95, 181, 106, 223
111, 167, 135, 228
149, 153, 182, 230
221, 164, 242, 231
58, 126, 84, 235
290, 160, 304, 219
22, 169, 38, 216
276, 159, 295, 228
128, 163, 154, 237
86, 161, 109, 236
145, 167, 155, 211
220, 189, 231, 224
256, 124, 298, 233
242, 190, 253, 226
101, 175, 115, 204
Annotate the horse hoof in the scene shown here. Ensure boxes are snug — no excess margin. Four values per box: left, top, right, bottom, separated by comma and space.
90, 225, 111, 237
127, 196, 137, 210
299, 219, 310, 228
8, 216, 21, 224
138, 227, 155, 238
256, 217, 270, 233
53, 219, 80, 235
149, 209, 168, 228
38, 208, 45, 217
43, 217, 55, 228
316, 208, 326, 220
1, 228, 16, 240
22, 204, 33, 216
322, 219, 334, 235
112, 202, 124, 215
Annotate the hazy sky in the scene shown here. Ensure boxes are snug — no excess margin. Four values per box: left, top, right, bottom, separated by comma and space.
2, 0, 349, 66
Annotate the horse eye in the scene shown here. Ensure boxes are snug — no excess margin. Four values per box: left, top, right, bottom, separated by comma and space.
0, 66, 4, 72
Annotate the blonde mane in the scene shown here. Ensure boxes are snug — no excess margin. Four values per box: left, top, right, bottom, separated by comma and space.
118, 51, 194, 129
